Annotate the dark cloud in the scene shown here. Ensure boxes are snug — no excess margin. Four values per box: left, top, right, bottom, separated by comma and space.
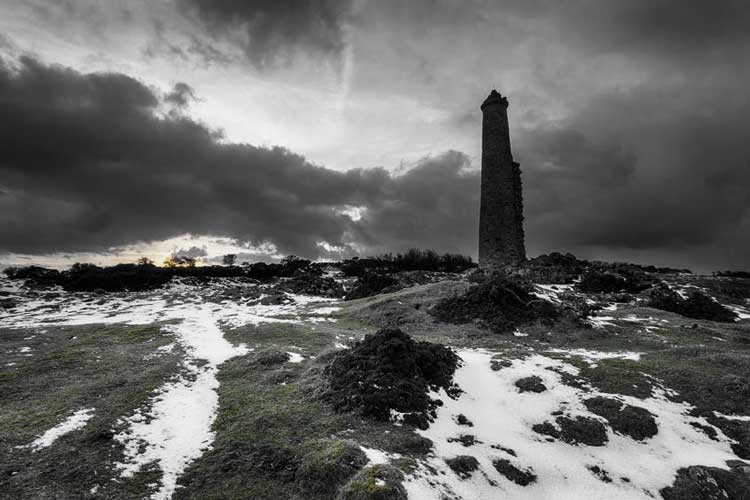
144, 19, 233, 67
177, 0, 353, 67
515, 80, 750, 269
172, 246, 207, 259
165, 82, 197, 108
353, 151, 479, 257
0, 56, 474, 259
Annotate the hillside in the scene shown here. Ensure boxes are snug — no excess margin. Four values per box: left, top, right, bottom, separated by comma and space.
1, 259, 750, 499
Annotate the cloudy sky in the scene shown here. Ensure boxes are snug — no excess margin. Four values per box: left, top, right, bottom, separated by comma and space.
1, 0, 749, 272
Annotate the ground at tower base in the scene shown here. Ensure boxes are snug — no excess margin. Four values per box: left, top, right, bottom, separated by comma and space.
2, 251, 750, 500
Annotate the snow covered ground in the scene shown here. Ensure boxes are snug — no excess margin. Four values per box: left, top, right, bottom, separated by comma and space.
404, 350, 740, 500
3, 273, 748, 499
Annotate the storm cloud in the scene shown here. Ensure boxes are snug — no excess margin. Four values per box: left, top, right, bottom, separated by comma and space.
177, 0, 354, 67
0, 56, 476, 259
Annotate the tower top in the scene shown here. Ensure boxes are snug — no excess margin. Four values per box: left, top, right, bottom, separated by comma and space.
481, 90, 508, 111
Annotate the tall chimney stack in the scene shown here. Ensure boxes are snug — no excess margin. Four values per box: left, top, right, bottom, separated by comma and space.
478, 90, 526, 268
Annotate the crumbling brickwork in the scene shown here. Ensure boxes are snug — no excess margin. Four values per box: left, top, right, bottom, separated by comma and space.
478, 90, 526, 268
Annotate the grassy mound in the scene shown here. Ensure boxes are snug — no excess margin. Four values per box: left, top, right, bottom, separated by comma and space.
322, 328, 460, 429
336, 464, 407, 500
296, 439, 368, 496
430, 273, 561, 333
648, 284, 737, 322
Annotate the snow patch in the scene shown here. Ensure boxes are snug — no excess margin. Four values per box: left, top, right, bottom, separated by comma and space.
360, 446, 401, 465
22, 408, 95, 451
713, 411, 750, 422
286, 351, 304, 363
546, 348, 642, 363
404, 350, 736, 499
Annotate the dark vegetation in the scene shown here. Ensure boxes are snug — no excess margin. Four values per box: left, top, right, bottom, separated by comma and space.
455, 414, 473, 427
492, 459, 537, 486
532, 416, 609, 446
648, 284, 737, 322
447, 434, 479, 447
515, 376, 547, 393
587, 465, 613, 483
278, 269, 344, 298
341, 249, 476, 300
339, 249, 475, 277
431, 272, 586, 333
444, 456, 479, 479
661, 461, 750, 500
576, 267, 656, 294
337, 464, 407, 500
346, 273, 399, 300
583, 397, 658, 441
4, 249, 476, 297
322, 328, 460, 429
520, 252, 689, 285
716, 270, 750, 279
295, 439, 368, 496
520, 252, 589, 284
3, 256, 319, 293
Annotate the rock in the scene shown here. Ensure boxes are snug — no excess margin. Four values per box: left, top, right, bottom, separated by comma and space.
490, 444, 517, 456
533, 415, 609, 446
583, 396, 658, 440
648, 283, 737, 322
492, 459, 537, 486
260, 293, 291, 306
455, 414, 474, 427
576, 268, 655, 294
660, 461, 750, 500
447, 435, 479, 447
690, 422, 719, 441
490, 359, 512, 371
587, 465, 612, 483
708, 417, 750, 459
515, 375, 547, 393
445, 455, 480, 479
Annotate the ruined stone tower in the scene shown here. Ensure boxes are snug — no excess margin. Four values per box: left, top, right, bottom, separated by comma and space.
478, 90, 526, 268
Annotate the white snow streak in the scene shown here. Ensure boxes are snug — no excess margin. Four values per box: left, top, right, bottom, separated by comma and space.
22, 408, 96, 451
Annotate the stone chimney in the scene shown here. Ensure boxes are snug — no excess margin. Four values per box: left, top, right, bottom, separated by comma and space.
478, 90, 526, 268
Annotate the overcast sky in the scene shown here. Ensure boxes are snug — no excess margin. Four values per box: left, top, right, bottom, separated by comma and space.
1, 0, 749, 272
